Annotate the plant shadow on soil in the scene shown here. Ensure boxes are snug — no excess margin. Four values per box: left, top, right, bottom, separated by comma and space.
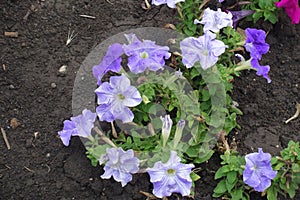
0, 0, 299, 199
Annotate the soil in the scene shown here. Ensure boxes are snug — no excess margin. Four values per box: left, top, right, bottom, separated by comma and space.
0, 0, 299, 200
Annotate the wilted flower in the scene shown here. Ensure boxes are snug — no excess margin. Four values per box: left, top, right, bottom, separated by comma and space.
152, 0, 185, 8
180, 31, 226, 69
58, 109, 97, 146
250, 59, 271, 83
230, 10, 255, 28
101, 147, 139, 187
147, 151, 195, 198
160, 115, 173, 147
194, 8, 233, 33
123, 34, 171, 74
93, 43, 124, 85
275, 0, 300, 24
244, 28, 269, 60
243, 148, 277, 192
95, 74, 142, 123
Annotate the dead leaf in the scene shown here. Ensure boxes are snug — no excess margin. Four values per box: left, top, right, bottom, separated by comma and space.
10, 118, 21, 129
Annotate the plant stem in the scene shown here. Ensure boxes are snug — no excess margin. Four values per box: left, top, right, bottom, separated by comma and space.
93, 126, 117, 148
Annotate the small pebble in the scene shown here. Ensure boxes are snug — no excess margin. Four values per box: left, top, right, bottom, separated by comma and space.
58, 65, 67, 74
9, 85, 15, 89
51, 83, 56, 88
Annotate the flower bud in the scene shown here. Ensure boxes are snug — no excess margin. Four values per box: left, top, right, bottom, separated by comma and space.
173, 119, 185, 148
160, 115, 173, 147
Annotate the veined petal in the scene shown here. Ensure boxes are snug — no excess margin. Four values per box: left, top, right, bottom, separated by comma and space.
92, 43, 123, 85
96, 104, 114, 122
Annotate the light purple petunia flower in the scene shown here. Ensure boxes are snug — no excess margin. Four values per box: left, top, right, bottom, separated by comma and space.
250, 59, 271, 83
244, 28, 269, 60
93, 43, 124, 85
58, 109, 97, 146
243, 148, 277, 192
219, 0, 225, 2
100, 147, 139, 187
152, 0, 185, 8
194, 8, 233, 33
71, 109, 97, 138
123, 34, 171, 74
58, 120, 77, 146
95, 74, 142, 123
180, 31, 226, 69
147, 151, 195, 198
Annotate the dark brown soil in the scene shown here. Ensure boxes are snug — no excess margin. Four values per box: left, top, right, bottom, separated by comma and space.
0, 1, 299, 199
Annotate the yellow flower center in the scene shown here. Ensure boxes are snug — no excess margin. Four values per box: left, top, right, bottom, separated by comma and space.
167, 168, 175, 175
140, 51, 149, 59
118, 94, 125, 100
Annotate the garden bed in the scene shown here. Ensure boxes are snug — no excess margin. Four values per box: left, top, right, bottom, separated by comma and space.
0, 0, 299, 199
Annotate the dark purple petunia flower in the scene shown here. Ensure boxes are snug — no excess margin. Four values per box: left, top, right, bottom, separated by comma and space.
230, 10, 255, 28
244, 28, 269, 60
93, 43, 124, 85
251, 59, 271, 83
243, 148, 277, 192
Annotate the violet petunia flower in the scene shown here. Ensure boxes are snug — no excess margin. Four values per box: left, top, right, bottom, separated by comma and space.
58, 109, 97, 146
152, 0, 185, 8
180, 31, 226, 69
251, 59, 271, 83
147, 151, 195, 198
58, 120, 77, 146
93, 43, 124, 85
275, 0, 300, 24
95, 74, 142, 123
123, 34, 171, 74
101, 147, 140, 187
243, 148, 277, 192
219, 0, 225, 2
194, 8, 233, 33
244, 28, 269, 60
160, 115, 173, 147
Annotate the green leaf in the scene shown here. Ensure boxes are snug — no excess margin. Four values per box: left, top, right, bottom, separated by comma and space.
215, 165, 231, 179
213, 179, 227, 194
267, 185, 278, 200
253, 11, 263, 23
226, 171, 237, 184
226, 171, 238, 192
190, 171, 201, 181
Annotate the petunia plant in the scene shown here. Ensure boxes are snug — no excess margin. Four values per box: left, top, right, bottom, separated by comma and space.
57, 0, 300, 199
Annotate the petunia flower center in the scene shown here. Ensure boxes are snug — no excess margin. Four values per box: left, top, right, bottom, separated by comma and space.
167, 168, 176, 175
203, 49, 209, 56
140, 51, 149, 59
117, 93, 125, 100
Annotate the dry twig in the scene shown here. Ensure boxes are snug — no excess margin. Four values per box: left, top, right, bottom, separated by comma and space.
4, 32, 18, 38
1, 127, 11, 150
79, 14, 96, 19
285, 102, 300, 124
